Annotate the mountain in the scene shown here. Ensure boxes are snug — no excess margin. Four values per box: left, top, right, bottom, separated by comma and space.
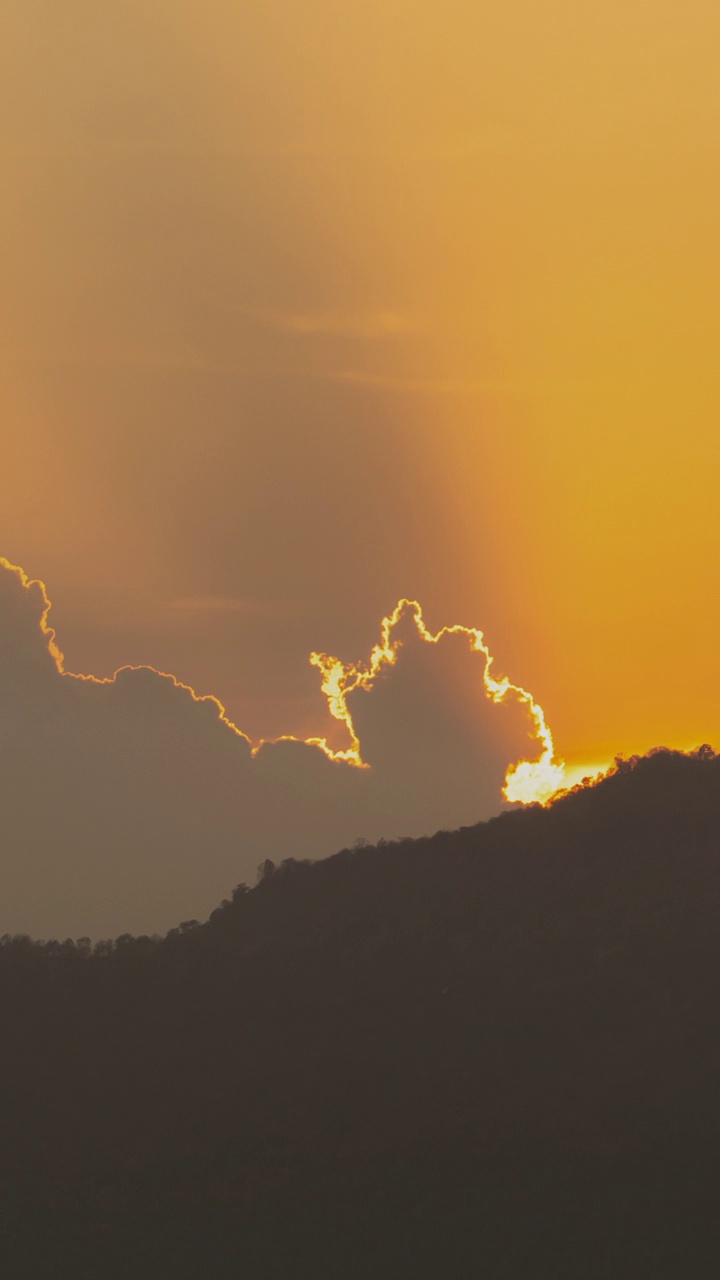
2, 746, 720, 1277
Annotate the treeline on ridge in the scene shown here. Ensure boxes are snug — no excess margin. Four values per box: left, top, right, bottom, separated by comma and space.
1, 746, 720, 1277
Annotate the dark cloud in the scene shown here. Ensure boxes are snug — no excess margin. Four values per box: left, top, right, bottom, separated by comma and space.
0, 559, 558, 938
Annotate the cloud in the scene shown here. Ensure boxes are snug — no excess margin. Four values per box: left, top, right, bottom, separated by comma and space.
267, 311, 420, 338
166, 595, 283, 617
323, 370, 514, 394
0, 559, 563, 939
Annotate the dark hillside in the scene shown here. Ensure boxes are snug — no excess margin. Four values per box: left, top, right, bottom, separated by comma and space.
2, 747, 720, 1277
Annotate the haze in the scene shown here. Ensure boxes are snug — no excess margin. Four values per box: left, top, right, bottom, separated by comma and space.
2, 1, 719, 839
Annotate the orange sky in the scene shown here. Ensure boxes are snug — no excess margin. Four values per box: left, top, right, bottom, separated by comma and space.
2, 0, 719, 780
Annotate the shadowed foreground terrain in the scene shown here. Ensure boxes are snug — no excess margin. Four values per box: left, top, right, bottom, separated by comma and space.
2, 747, 720, 1277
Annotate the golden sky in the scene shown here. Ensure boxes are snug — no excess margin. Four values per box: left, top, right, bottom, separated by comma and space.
2, 0, 719, 783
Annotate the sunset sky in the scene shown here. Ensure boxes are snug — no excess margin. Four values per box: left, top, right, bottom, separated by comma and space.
1, 1, 719, 932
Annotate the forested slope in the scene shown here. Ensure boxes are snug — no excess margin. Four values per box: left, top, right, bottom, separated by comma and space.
2, 748, 720, 1277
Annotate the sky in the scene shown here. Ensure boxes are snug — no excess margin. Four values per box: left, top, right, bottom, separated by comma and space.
1, 1, 718, 933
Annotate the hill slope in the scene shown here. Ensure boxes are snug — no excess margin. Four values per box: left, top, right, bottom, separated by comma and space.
2, 747, 720, 1277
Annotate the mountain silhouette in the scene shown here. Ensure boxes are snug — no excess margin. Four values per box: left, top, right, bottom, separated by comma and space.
2, 745, 720, 1277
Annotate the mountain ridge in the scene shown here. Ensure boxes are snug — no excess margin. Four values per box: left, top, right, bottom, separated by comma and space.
2, 745, 720, 1277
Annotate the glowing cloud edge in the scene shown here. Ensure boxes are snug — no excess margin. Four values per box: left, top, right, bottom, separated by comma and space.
1, 559, 565, 807
308, 598, 566, 805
